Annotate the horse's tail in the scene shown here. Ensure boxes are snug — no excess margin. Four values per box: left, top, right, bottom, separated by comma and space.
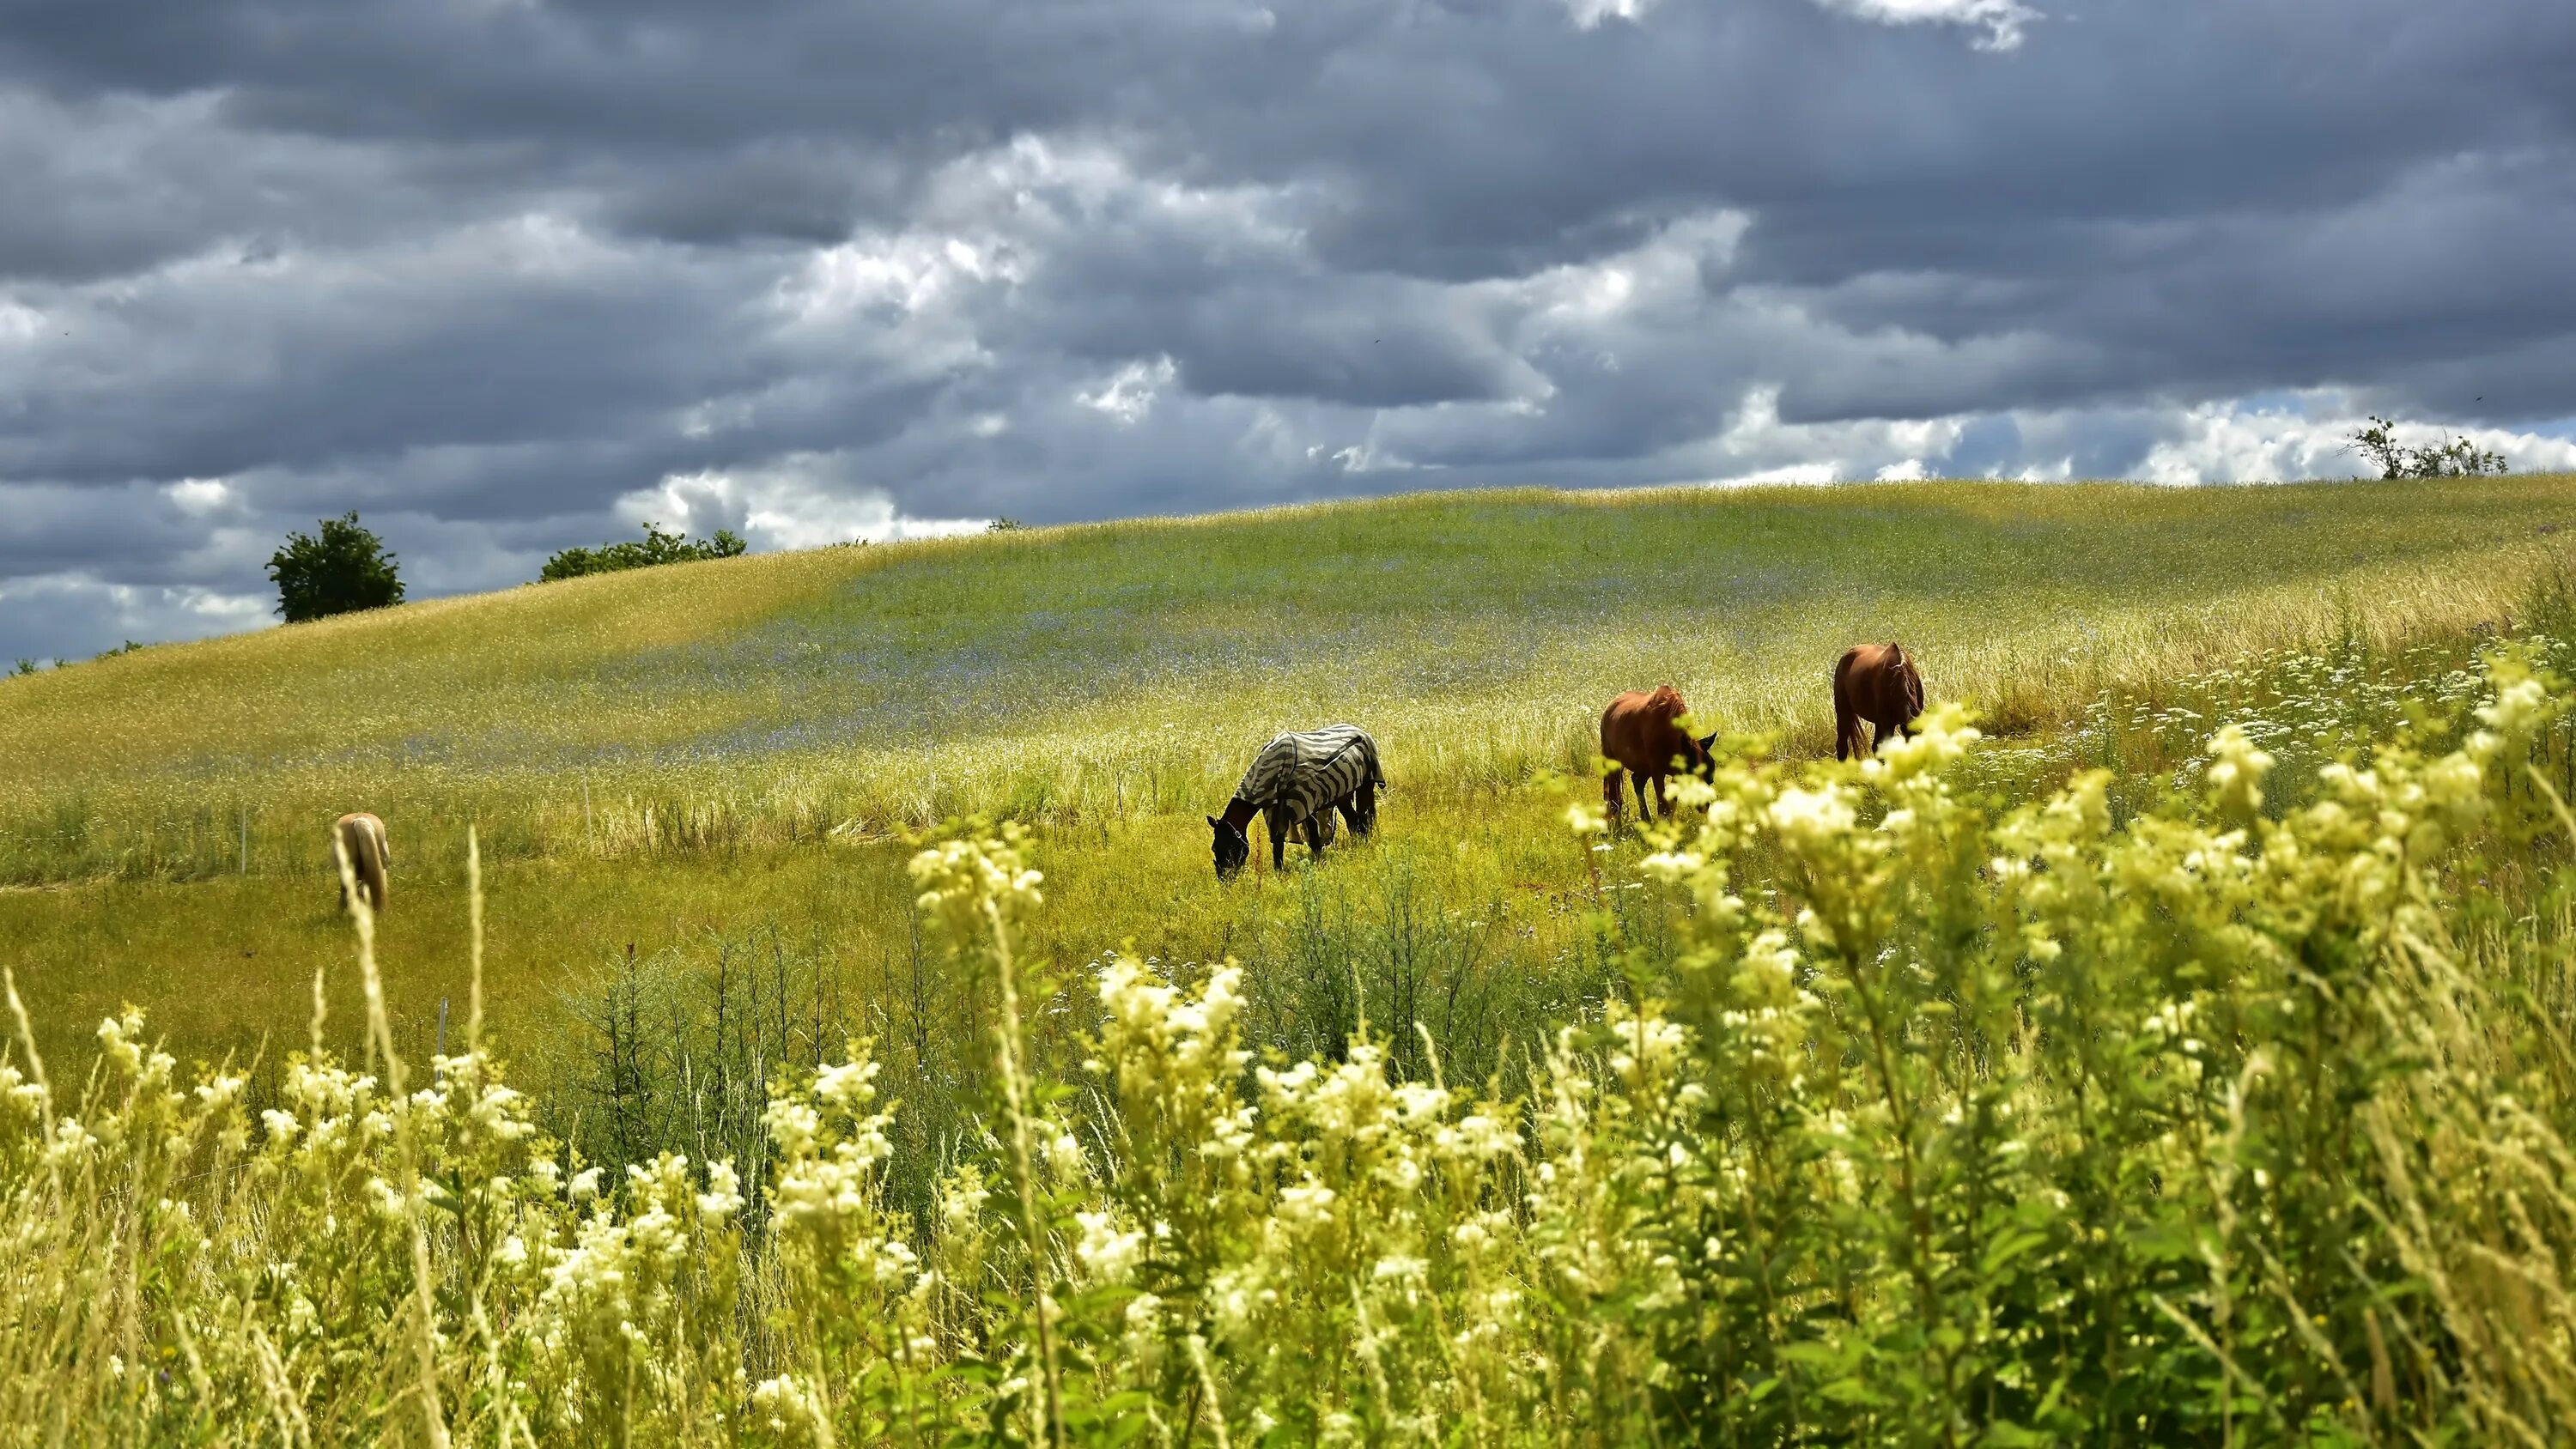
359, 836, 390, 913
1832, 649, 1862, 761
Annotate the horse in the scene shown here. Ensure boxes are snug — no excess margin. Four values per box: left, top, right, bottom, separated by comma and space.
1209, 724, 1385, 879
1601, 685, 1718, 822
331, 812, 391, 915
1833, 643, 1926, 761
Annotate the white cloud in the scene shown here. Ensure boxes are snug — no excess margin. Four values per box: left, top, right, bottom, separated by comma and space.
1809, 0, 2039, 51
2138, 393, 2576, 484
1719, 462, 1839, 487
1079, 357, 1178, 426
1561, 0, 1663, 31
621, 458, 989, 552
0, 299, 42, 343
164, 477, 235, 513
1694, 385, 1973, 484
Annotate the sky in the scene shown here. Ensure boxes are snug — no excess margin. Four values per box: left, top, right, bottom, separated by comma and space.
3, 0, 2575, 663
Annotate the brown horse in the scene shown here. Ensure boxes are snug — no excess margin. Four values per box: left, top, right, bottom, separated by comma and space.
1601, 685, 1717, 822
331, 812, 391, 914
1833, 643, 1925, 761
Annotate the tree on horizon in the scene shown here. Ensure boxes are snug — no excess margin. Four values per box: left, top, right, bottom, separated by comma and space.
267, 512, 405, 623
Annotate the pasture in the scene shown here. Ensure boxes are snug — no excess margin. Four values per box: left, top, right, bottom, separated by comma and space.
3, 476, 2573, 1090
9, 475, 2576, 1440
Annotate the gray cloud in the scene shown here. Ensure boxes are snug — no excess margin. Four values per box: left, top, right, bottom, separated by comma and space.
3, 0, 2574, 662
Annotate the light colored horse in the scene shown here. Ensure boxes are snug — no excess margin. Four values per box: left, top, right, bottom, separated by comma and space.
331, 812, 391, 914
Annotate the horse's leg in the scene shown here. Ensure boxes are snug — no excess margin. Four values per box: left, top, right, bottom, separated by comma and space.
1604, 767, 1626, 825
1632, 772, 1652, 820
1271, 814, 1287, 871
1349, 783, 1377, 838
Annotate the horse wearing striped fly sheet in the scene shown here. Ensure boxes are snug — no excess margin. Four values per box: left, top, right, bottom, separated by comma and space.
1208, 724, 1386, 879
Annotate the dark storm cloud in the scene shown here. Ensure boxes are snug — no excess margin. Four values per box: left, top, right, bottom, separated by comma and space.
3, 0, 2575, 662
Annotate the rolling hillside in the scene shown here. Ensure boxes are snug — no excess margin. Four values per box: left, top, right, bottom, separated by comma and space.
11, 476, 2576, 1440
3, 475, 2572, 1073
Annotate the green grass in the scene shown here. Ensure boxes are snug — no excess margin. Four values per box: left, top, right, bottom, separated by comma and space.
4, 476, 2573, 1082
11, 476, 2576, 1440
11, 628, 2576, 1441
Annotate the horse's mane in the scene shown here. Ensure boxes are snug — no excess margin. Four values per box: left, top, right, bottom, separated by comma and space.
1646, 682, 1686, 712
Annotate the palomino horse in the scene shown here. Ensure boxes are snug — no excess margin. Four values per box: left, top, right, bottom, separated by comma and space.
331, 812, 391, 914
1601, 685, 1717, 822
1210, 724, 1385, 878
1833, 643, 1926, 761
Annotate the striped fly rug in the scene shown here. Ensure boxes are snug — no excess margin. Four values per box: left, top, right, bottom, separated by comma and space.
1232, 724, 1386, 850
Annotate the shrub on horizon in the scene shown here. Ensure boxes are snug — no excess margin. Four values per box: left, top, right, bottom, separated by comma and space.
2349, 414, 2509, 479
538, 521, 748, 582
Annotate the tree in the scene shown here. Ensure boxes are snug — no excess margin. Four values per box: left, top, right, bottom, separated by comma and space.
267, 512, 405, 623
538, 522, 748, 582
2348, 415, 2508, 480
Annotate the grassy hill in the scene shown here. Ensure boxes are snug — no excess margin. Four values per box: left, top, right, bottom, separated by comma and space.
3, 476, 2572, 1075
10, 476, 2576, 1440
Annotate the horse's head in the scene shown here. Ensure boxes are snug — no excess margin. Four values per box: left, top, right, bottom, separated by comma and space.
1208, 815, 1251, 880
1691, 731, 1720, 772
1893, 645, 1926, 720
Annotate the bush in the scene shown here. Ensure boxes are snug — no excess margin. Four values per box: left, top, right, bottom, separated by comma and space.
5, 649, 2576, 1440
538, 522, 747, 582
266, 512, 405, 622
2350, 415, 2508, 479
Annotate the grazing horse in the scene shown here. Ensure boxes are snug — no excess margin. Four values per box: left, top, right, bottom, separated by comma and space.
331, 811, 391, 914
1210, 724, 1386, 878
1833, 643, 1926, 761
1601, 685, 1718, 822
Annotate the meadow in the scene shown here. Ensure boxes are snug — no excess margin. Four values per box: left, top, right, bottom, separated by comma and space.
6, 590, 2576, 1441
10, 476, 2576, 1440
3, 476, 2573, 1095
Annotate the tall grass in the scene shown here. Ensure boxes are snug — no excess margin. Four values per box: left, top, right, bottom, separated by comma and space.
9, 625, 2576, 1440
